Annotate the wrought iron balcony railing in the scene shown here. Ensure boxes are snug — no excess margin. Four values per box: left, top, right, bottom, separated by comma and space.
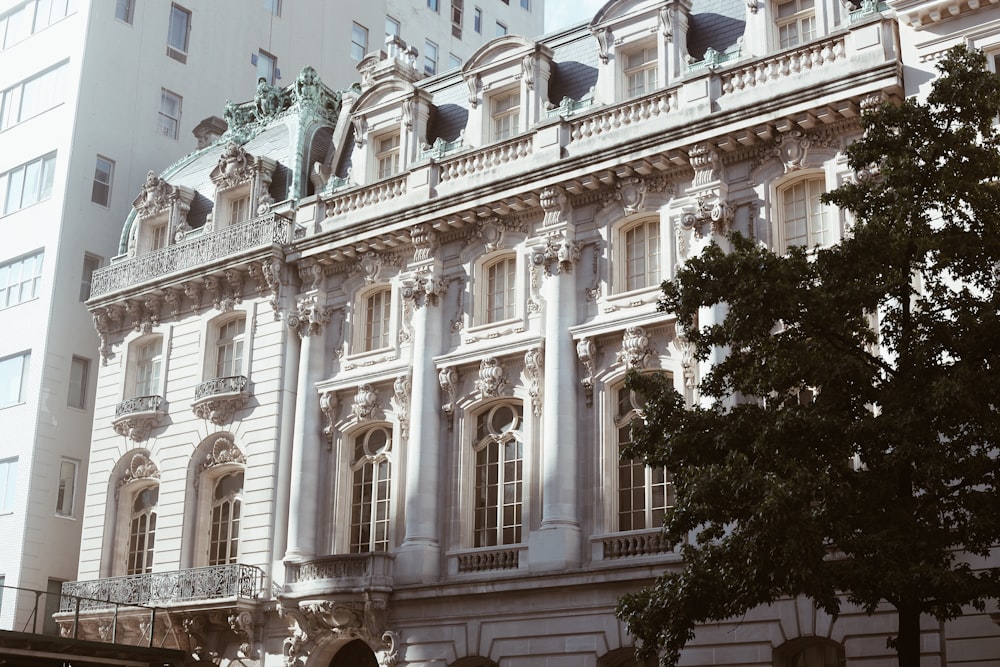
192, 376, 251, 425
90, 212, 292, 298
60, 564, 265, 612
194, 375, 249, 400
112, 395, 166, 441
115, 395, 164, 419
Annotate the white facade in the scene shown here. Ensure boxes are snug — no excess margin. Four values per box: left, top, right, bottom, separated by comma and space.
0, 0, 542, 635
49, 0, 1000, 666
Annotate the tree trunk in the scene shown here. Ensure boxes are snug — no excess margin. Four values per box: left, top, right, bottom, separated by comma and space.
896, 605, 921, 667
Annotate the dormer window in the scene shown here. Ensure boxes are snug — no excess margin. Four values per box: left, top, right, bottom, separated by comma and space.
624, 45, 657, 98
229, 193, 251, 226
149, 223, 168, 253
775, 0, 816, 49
375, 133, 401, 179
490, 90, 520, 141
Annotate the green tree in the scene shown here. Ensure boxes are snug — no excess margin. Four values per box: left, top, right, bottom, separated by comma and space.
616, 46, 1000, 667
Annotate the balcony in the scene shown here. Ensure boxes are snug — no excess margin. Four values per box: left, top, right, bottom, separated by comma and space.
59, 564, 265, 613
448, 545, 527, 575
90, 212, 293, 299
192, 375, 250, 424
112, 395, 166, 442
283, 553, 394, 598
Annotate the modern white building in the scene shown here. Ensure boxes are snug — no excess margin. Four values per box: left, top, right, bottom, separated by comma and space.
0, 0, 542, 637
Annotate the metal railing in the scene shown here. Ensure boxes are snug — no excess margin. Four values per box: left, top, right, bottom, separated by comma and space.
194, 375, 248, 400
115, 395, 164, 418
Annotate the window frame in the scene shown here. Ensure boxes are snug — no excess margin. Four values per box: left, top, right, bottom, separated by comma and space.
166, 3, 191, 63
621, 43, 658, 99
158, 88, 182, 139
1, 249, 44, 309
374, 132, 401, 180
428, 0, 440, 12
349, 424, 393, 553
774, 0, 816, 50
359, 286, 393, 353
488, 88, 520, 141
207, 471, 244, 566
0, 351, 30, 408
115, 0, 135, 24
351, 22, 368, 62
613, 381, 674, 532
481, 253, 518, 325
91, 155, 114, 206
0, 457, 17, 514
130, 337, 163, 398
385, 15, 400, 37
495, 20, 507, 37
55, 458, 78, 517
214, 316, 247, 379
256, 49, 277, 85
2, 152, 56, 216
0, 61, 68, 131
124, 483, 158, 575
473, 6, 482, 32
425, 39, 439, 76
263, 0, 281, 16
617, 217, 661, 294
777, 173, 832, 250
472, 401, 525, 548
80, 253, 101, 302
67, 355, 90, 409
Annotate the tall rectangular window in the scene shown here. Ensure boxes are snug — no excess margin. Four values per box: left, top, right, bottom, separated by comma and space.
448, 53, 462, 70
424, 40, 439, 75
256, 50, 276, 84
0, 352, 30, 408
1, 4, 33, 49
624, 46, 658, 98
263, 0, 281, 16
473, 403, 523, 547
1, 250, 43, 309
385, 16, 400, 37
216, 318, 246, 377
167, 4, 191, 62
363, 288, 392, 351
2, 153, 56, 215
158, 88, 182, 139
133, 339, 162, 397
80, 253, 100, 302
56, 459, 77, 516
428, 0, 440, 11
781, 176, 830, 248
375, 133, 401, 180
67, 356, 89, 409
495, 20, 507, 36
0, 458, 16, 513
473, 7, 482, 32
229, 194, 250, 225
451, 0, 463, 38
623, 219, 660, 291
115, 0, 135, 23
485, 256, 516, 322
490, 90, 520, 140
351, 22, 368, 62
616, 384, 673, 531
520, 0, 530, 8
0, 62, 68, 130
775, 0, 815, 49
91, 156, 114, 206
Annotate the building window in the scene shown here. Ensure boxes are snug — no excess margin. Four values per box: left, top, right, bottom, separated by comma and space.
216, 318, 246, 378
375, 133, 401, 180
351, 22, 368, 62
775, 639, 845, 667
158, 88, 182, 139
385, 16, 400, 36
209, 472, 243, 565
448, 53, 462, 70
55, 459, 77, 516
780, 175, 830, 248
1, 250, 43, 309
490, 89, 520, 141
0, 352, 29, 408
148, 223, 169, 253
263, 0, 281, 16
0, 62, 69, 130
624, 45, 657, 98
91, 156, 114, 206
484, 255, 516, 323
495, 20, 507, 36
775, 0, 815, 49
0, 458, 16, 513
115, 0, 135, 23
1, 4, 34, 49
2, 153, 56, 215
350, 425, 392, 553
133, 339, 162, 397
229, 193, 251, 226
362, 288, 392, 352
126, 486, 157, 574
256, 49, 277, 84
166, 4, 191, 62
452, 0, 463, 38
615, 383, 673, 531
33, 0, 74, 31
473, 6, 482, 32
622, 219, 660, 291
520, 0, 530, 8
428, 0, 440, 11
80, 253, 100, 302
67, 356, 89, 409
474, 402, 524, 547
425, 39, 439, 75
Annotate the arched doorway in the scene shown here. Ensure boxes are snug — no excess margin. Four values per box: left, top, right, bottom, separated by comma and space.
329, 639, 378, 667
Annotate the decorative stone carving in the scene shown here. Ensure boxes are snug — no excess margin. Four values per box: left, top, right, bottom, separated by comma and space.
521, 55, 534, 90
320, 391, 338, 445
772, 129, 814, 172
162, 288, 182, 317
201, 435, 246, 472
211, 142, 254, 190
618, 326, 653, 370
689, 143, 722, 188
401, 269, 446, 308
281, 599, 397, 667
248, 258, 283, 317
593, 26, 613, 64
393, 374, 412, 439
539, 185, 569, 226
287, 294, 332, 338
133, 171, 179, 219
658, 5, 673, 38
359, 252, 382, 284
439, 367, 458, 427
618, 177, 649, 215
183, 281, 203, 310
124, 299, 145, 332
475, 357, 509, 398
523, 347, 543, 417
681, 192, 734, 237
229, 611, 256, 659
352, 115, 369, 147
192, 376, 250, 425
679, 333, 697, 389
352, 384, 379, 421
113, 395, 165, 442
298, 257, 325, 292
117, 452, 160, 495
92, 306, 122, 364
465, 73, 481, 108
531, 232, 581, 277
576, 337, 596, 406
410, 223, 437, 262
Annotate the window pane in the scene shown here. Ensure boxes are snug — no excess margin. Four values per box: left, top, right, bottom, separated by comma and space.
67, 356, 88, 409
56, 460, 76, 515
0, 352, 29, 407
92, 156, 113, 206
0, 458, 17, 513
116, 0, 134, 23
167, 5, 190, 54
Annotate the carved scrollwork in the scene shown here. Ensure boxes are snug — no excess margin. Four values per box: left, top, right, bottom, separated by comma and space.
523, 347, 543, 417
393, 374, 412, 439
352, 384, 380, 421
475, 357, 509, 399
576, 337, 597, 407
288, 294, 333, 338
200, 435, 246, 472
439, 367, 458, 427
531, 232, 581, 277
618, 326, 654, 370
320, 391, 338, 445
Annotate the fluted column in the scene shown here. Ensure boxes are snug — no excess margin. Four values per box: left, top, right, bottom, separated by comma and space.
284, 261, 330, 563
529, 187, 582, 571
395, 224, 446, 584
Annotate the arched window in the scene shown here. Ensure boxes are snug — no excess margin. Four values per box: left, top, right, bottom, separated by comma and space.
209, 472, 243, 565
350, 425, 393, 553
483, 255, 516, 324
774, 638, 845, 667
620, 218, 660, 292
615, 382, 673, 531
215, 317, 246, 377
779, 175, 831, 249
126, 486, 158, 575
361, 288, 392, 352
473, 401, 524, 547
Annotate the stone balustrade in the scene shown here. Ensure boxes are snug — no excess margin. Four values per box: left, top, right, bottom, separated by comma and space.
568, 88, 679, 143
599, 530, 672, 560
437, 134, 534, 183
453, 546, 524, 573
720, 34, 848, 96
284, 553, 395, 596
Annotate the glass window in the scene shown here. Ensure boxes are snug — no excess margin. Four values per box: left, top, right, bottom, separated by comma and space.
67, 356, 89, 409
133, 339, 162, 397
623, 219, 660, 291
448, 53, 462, 70
126, 486, 157, 574
263, 0, 281, 16
2, 153, 56, 215
473, 6, 482, 32
474, 402, 524, 547
256, 50, 276, 84
375, 133, 400, 180
428, 0, 440, 11
149, 223, 168, 252
0, 458, 17, 513
425, 39, 438, 75
91, 155, 113, 206
363, 288, 392, 351
1, 4, 33, 49
0, 352, 30, 408
781, 176, 830, 248
0, 62, 68, 130
775, 0, 815, 49
520, 0, 529, 8
0, 250, 43, 309
385, 16, 400, 36
485, 255, 516, 323
115, 0, 134, 23
350, 426, 392, 553
616, 384, 673, 531
79, 253, 100, 302
490, 90, 520, 140
229, 193, 250, 225
55, 459, 77, 516
624, 46, 657, 98
495, 20, 507, 36
166, 4, 190, 62
351, 22, 368, 62
216, 318, 246, 377
209, 472, 243, 565
451, 0, 463, 37
158, 88, 181, 139
33, 0, 74, 31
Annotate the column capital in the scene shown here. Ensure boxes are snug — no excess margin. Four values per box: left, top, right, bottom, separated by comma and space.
531, 231, 581, 277
287, 293, 332, 338
400, 268, 447, 309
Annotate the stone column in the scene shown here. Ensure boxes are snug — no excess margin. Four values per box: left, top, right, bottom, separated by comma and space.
284, 261, 330, 563
395, 224, 446, 584
529, 187, 583, 571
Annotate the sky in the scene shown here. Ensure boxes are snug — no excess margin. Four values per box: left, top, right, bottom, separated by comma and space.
544, 0, 607, 33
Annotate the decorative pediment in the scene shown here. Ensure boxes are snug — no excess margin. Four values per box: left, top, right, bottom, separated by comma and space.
133, 171, 191, 220
201, 435, 247, 472
118, 452, 160, 489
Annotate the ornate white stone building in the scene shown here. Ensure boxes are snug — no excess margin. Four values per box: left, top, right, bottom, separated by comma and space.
61, 0, 1000, 665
